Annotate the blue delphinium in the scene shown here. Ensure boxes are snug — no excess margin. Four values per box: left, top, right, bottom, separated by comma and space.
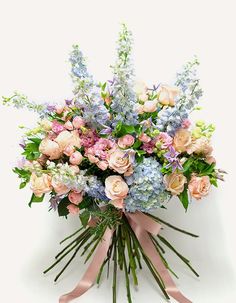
110, 24, 138, 126
70, 45, 110, 129
125, 157, 170, 212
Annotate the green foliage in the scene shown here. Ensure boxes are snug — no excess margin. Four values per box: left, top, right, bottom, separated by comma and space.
178, 187, 189, 211
22, 137, 41, 160
29, 193, 45, 207
182, 156, 216, 180
58, 197, 71, 217
13, 167, 31, 189
80, 210, 90, 228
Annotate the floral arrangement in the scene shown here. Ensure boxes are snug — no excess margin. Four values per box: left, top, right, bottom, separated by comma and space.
3, 24, 225, 303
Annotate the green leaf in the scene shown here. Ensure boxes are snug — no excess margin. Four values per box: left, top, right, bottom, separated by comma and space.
79, 195, 93, 210
29, 193, 45, 207
80, 210, 90, 228
132, 140, 142, 149
19, 182, 27, 189
178, 188, 189, 211
28, 137, 42, 145
57, 197, 70, 217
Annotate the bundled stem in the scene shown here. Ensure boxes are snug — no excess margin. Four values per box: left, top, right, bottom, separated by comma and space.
44, 213, 199, 303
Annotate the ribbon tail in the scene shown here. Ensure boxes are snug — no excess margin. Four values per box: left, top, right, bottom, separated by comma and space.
59, 228, 113, 303
127, 214, 192, 303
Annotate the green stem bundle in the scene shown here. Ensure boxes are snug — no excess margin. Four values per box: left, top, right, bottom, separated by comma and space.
44, 212, 199, 303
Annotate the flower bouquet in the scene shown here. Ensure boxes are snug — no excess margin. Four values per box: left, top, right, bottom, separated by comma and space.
3, 24, 225, 303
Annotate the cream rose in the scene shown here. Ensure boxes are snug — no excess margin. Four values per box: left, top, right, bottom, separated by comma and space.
164, 172, 187, 195
158, 85, 180, 106
173, 128, 192, 153
143, 100, 158, 113
187, 137, 213, 156
105, 175, 129, 201
188, 175, 211, 200
55, 130, 81, 151
30, 173, 52, 197
39, 138, 62, 160
108, 149, 134, 175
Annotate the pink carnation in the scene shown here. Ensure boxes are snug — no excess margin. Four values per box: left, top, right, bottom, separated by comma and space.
52, 121, 64, 134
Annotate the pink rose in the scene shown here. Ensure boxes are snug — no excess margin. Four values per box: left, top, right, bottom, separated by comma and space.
139, 133, 151, 143
156, 132, 173, 149
137, 104, 144, 114
67, 204, 79, 215
105, 175, 129, 201
68, 191, 83, 205
64, 121, 74, 131
118, 135, 135, 149
72, 116, 85, 129
108, 149, 134, 175
205, 155, 216, 165
143, 100, 158, 113
97, 160, 108, 170
87, 154, 99, 164
69, 151, 83, 165
30, 173, 52, 197
69, 165, 80, 174
158, 85, 180, 106
173, 128, 192, 152
164, 172, 187, 195
111, 199, 124, 209
51, 178, 69, 195
188, 175, 211, 200
63, 144, 75, 157
39, 138, 62, 160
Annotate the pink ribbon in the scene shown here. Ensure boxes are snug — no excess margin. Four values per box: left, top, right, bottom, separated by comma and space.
59, 228, 113, 303
126, 212, 192, 303
59, 212, 192, 303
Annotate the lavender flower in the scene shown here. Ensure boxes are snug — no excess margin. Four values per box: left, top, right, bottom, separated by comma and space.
164, 146, 183, 171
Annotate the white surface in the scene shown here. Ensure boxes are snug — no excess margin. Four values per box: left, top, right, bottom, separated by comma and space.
0, 0, 236, 302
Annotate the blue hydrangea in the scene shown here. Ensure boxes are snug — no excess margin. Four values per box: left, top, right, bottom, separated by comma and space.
125, 157, 170, 212
85, 175, 108, 201
110, 24, 138, 126
69, 45, 110, 129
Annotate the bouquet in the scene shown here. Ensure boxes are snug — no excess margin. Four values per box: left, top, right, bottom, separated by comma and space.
3, 24, 225, 303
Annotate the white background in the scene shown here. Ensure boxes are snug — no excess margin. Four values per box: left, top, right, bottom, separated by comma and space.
0, 0, 236, 302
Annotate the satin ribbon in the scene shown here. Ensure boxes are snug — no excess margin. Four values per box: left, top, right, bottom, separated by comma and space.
59, 212, 191, 303
59, 228, 113, 303
126, 212, 192, 303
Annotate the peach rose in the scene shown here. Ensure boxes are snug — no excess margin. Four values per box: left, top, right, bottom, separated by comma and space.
69, 165, 80, 174
30, 173, 52, 197
137, 104, 145, 114
69, 151, 83, 165
39, 138, 62, 160
173, 128, 192, 153
158, 85, 180, 106
105, 175, 129, 201
68, 191, 83, 205
143, 100, 158, 113
164, 172, 187, 195
67, 204, 79, 215
51, 178, 69, 195
118, 135, 135, 149
187, 137, 213, 156
40, 119, 52, 131
111, 199, 124, 209
55, 130, 73, 150
188, 175, 211, 200
108, 149, 134, 175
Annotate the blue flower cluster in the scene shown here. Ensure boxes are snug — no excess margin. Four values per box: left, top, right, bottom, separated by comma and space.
175, 57, 203, 110
110, 24, 138, 126
70, 45, 110, 128
85, 175, 109, 201
155, 106, 188, 135
125, 157, 170, 212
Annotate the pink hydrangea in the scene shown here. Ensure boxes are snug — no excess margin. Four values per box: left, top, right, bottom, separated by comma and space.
52, 121, 65, 134
80, 130, 99, 148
